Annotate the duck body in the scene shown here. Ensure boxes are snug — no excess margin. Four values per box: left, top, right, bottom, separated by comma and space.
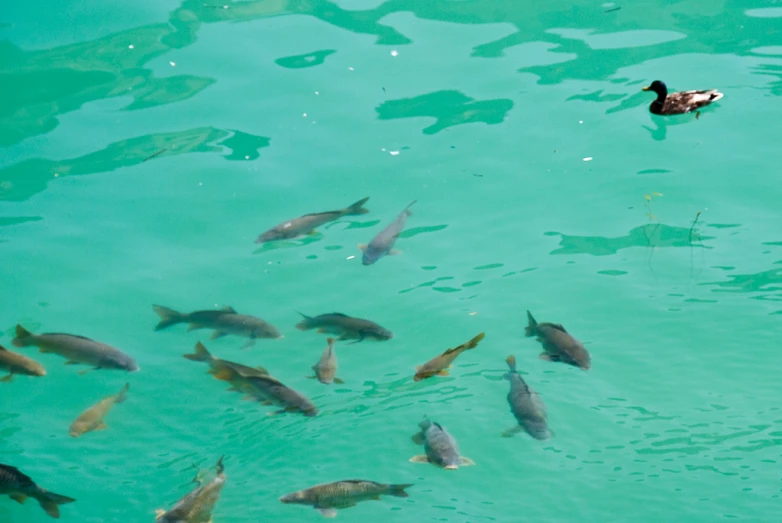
643, 80, 723, 115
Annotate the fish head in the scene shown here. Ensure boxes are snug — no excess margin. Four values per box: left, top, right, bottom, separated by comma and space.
361, 246, 382, 265
418, 418, 433, 431
29, 362, 47, 376
280, 490, 311, 505
257, 228, 286, 243
444, 463, 459, 471
368, 327, 394, 341
102, 353, 139, 372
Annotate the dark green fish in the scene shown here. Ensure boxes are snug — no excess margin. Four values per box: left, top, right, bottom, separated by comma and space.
156, 457, 226, 523
246, 374, 318, 417
410, 418, 474, 470
0, 463, 75, 519
0, 344, 46, 382
256, 197, 370, 243
296, 312, 393, 343
503, 355, 550, 440
526, 311, 591, 370
12, 325, 139, 373
280, 479, 412, 518
153, 305, 282, 348
359, 201, 415, 265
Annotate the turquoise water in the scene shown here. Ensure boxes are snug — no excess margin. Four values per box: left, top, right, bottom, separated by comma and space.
2, 0, 782, 521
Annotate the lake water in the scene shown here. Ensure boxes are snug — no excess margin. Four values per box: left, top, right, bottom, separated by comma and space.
2, 1, 782, 521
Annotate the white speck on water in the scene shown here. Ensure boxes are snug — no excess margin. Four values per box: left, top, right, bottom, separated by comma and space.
579, 120, 583, 124
347, 255, 356, 260
245, 155, 250, 160
381, 148, 387, 152
391, 50, 398, 57
315, 91, 319, 95
390, 151, 400, 156
169, 61, 176, 67
302, 113, 307, 118
348, 67, 354, 71
128, 44, 134, 49
198, 182, 203, 186
583, 157, 593, 162
53, 173, 59, 177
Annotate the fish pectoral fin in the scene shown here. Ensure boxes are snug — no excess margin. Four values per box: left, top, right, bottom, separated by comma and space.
210, 330, 229, 340
460, 457, 476, 466
411, 432, 426, 445
539, 353, 560, 362
95, 422, 108, 431
261, 400, 273, 406
333, 377, 345, 384
241, 394, 256, 401
155, 509, 166, 519
38, 347, 52, 353
305, 375, 317, 380
409, 454, 430, 464
212, 369, 233, 381
0, 373, 13, 382
77, 368, 94, 375
389, 249, 402, 255
316, 507, 338, 518
240, 339, 256, 350
436, 369, 450, 376
357, 243, 367, 252
187, 324, 206, 332
316, 328, 328, 334
10, 493, 27, 504
501, 426, 524, 438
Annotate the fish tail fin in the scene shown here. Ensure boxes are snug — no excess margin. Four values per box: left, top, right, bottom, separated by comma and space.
387, 484, 413, 498
215, 455, 225, 474
34, 490, 75, 518
184, 342, 213, 362
12, 324, 34, 347
153, 305, 185, 330
525, 310, 537, 337
405, 200, 417, 216
464, 332, 485, 350
505, 354, 517, 372
343, 197, 370, 215
295, 311, 313, 330
116, 382, 130, 404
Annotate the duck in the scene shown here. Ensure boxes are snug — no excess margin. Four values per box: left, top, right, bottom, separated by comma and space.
642, 80, 724, 115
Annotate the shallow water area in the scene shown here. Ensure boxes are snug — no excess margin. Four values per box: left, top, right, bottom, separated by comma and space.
1, 1, 782, 522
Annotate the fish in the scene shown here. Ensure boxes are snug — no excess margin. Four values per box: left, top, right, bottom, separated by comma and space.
69, 382, 129, 437
153, 305, 282, 348
359, 200, 416, 265
414, 332, 484, 381
410, 418, 474, 470
503, 355, 550, 440
0, 463, 75, 518
245, 374, 318, 417
256, 197, 370, 243
525, 311, 591, 370
280, 479, 412, 518
156, 457, 226, 523
184, 342, 270, 400
0, 344, 46, 382
308, 338, 344, 385
12, 325, 139, 373
296, 312, 393, 343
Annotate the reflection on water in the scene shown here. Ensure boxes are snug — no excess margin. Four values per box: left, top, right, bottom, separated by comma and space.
376, 90, 513, 135
0, 127, 270, 201
275, 49, 336, 69
547, 223, 713, 256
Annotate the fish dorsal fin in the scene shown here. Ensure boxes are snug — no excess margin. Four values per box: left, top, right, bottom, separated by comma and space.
433, 422, 443, 430
221, 306, 237, 313
551, 323, 567, 333
442, 346, 461, 355
327, 312, 349, 317
0, 346, 6, 352
45, 333, 95, 341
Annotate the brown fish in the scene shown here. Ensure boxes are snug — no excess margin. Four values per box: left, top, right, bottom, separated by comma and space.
280, 479, 412, 518
359, 201, 415, 265
153, 305, 282, 348
414, 332, 484, 381
0, 344, 46, 382
256, 197, 370, 243
0, 463, 75, 519
245, 374, 318, 417
308, 338, 344, 385
525, 311, 590, 370
184, 342, 270, 400
69, 382, 129, 437
296, 312, 393, 343
156, 457, 226, 523
503, 355, 550, 440
12, 325, 139, 373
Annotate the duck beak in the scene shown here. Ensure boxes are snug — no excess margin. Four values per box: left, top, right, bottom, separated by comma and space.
641, 86, 651, 91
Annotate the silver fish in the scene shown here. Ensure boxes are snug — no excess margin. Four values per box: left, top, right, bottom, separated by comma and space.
359, 201, 416, 265
280, 479, 412, 518
503, 355, 550, 440
308, 338, 344, 385
156, 457, 226, 523
12, 325, 138, 373
257, 197, 370, 242
526, 311, 590, 370
246, 374, 318, 417
410, 418, 474, 470
153, 305, 282, 348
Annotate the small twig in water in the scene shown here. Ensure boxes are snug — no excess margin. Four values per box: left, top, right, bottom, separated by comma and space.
142, 149, 167, 162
